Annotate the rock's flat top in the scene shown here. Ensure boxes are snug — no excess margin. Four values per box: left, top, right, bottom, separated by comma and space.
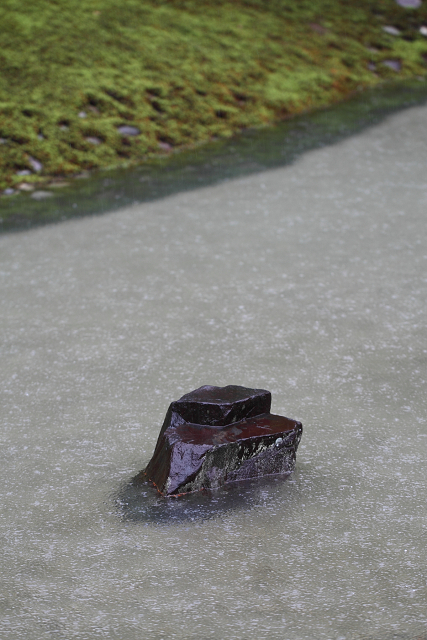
177, 384, 267, 404
170, 384, 271, 427
168, 413, 300, 447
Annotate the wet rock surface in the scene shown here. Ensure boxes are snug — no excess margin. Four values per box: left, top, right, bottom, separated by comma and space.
143, 385, 303, 496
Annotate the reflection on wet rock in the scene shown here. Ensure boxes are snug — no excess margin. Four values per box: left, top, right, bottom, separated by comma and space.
142, 385, 303, 496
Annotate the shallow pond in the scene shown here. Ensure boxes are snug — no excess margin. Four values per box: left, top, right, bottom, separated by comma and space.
1, 82, 427, 639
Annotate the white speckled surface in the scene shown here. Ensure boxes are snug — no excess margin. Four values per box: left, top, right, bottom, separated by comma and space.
1, 102, 427, 640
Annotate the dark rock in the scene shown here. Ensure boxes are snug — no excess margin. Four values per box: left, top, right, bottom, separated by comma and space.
117, 125, 140, 136
144, 385, 303, 496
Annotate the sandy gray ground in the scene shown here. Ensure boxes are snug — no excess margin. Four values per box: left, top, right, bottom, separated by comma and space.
1, 102, 427, 640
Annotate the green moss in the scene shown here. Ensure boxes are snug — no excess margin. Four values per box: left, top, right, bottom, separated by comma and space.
1, 0, 427, 189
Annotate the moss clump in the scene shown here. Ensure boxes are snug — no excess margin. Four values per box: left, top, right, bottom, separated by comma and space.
1, 0, 427, 190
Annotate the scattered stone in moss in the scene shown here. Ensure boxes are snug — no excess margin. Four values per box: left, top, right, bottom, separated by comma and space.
420, 25, 427, 35
3, 188, 16, 196
117, 125, 140, 136
383, 25, 402, 35
28, 157, 43, 172
78, 112, 87, 118
31, 190, 53, 200
16, 169, 31, 176
396, 0, 422, 7
86, 136, 102, 145
17, 183, 35, 191
383, 59, 402, 70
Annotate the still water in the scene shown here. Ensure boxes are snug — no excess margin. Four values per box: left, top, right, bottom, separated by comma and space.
1, 88, 427, 639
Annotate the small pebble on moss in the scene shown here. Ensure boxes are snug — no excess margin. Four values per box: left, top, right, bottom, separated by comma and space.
383, 26, 401, 35
117, 125, 140, 136
31, 190, 53, 200
18, 183, 35, 191
383, 59, 402, 71
396, 0, 421, 7
28, 157, 43, 172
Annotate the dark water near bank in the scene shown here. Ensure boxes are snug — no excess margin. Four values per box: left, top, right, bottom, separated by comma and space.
1, 79, 427, 232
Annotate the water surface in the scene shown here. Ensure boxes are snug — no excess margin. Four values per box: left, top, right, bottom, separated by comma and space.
1, 87, 427, 640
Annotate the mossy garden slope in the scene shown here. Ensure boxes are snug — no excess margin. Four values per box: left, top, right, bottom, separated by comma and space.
1, 0, 427, 190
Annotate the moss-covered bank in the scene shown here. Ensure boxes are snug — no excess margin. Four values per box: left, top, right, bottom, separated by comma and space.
1, 0, 427, 192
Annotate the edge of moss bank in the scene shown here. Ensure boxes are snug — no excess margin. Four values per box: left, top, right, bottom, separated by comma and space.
1, 0, 427, 194
2, 78, 427, 233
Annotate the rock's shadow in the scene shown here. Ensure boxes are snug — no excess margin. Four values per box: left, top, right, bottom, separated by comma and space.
116, 471, 293, 525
